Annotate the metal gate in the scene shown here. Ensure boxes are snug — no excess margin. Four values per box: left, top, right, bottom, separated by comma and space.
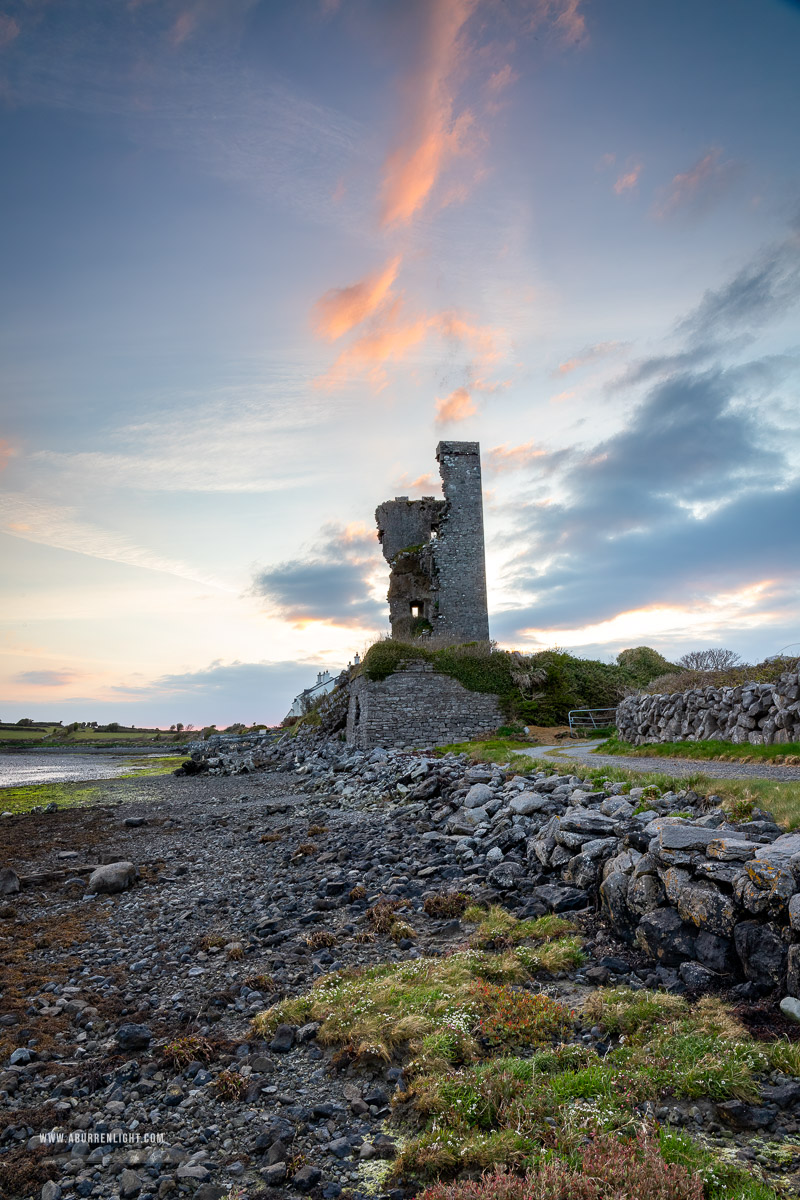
567, 707, 618, 733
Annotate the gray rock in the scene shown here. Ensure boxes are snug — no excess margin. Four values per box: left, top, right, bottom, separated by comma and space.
695, 931, 737, 974
679, 961, 719, 990
734, 920, 787, 986
486, 862, 523, 890
115, 1023, 152, 1051
118, 1169, 143, 1197
262, 1164, 287, 1184
599, 872, 633, 933
86, 861, 137, 894
780, 996, 800, 1024
635, 907, 696, 965
41, 1184, 62, 1200
674, 876, 737, 937
463, 783, 493, 809
0, 868, 20, 896
627, 873, 664, 916
562, 853, 598, 890
9, 1047, 31, 1065
508, 793, 549, 816
706, 838, 761, 861
176, 1163, 210, 1181
789, 893, 800, 932
734, 860, 795, 916
269, 1024, 295, 1054
657, 824, 720, 853
533, 883, 589, 912
292, 1165, 322, 1191
559, 809, 617, 836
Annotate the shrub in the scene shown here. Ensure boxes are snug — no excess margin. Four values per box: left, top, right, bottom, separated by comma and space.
415, 1130, 704, 1199
424, 892, 471, 919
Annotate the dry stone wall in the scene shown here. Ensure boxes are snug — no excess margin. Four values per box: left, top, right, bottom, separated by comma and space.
346, 660, 503, 750
617, 672, 800, 746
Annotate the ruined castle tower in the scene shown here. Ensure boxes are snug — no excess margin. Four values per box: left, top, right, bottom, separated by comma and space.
375, 441, 490, 642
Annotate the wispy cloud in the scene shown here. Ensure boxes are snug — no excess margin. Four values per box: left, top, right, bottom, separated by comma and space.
0, 12, 19, 48
0, 493, 234, 590
313, 255, 402, 340
556, 341, 626, 375
15, 669, 81, 687
0, 438, 15, 470
613, 163, 642, 194
379, 0, 479, 228
484, 441, 548, 475
653, 147, 742, 221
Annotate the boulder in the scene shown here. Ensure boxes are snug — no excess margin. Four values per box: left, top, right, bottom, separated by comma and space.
0, 868, 20, 896
674, 878, 737, 937
656, 824, 720, 853
695, 931, 737, 975
509, 793, 549, 816
780, 996, 800, 1024
87, 862, 137, 894
562, 853, 598, 890
786, 944, 800, 998
734, 920, 787, 986
627, 873, 665, 916
532, 883, 589, 912
789, 893, 800, 932
559, 809, 617, 836
115, 1023, 152, 1051
463, 783, 493, 809
599, 872, 633, 935
679, 961, 719, 991
706, 838, 761, 861
487, 862, 523, 890
635, 907, 696, 965
734, 861, 795, 916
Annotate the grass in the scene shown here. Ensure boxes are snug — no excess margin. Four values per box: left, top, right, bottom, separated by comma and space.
0, 780, 101, 816
250, 919, 789, 1199
253, 947, 576, 1071
599, 734, 800, 766
435, 739, 536, 762
0, 754, 185, 815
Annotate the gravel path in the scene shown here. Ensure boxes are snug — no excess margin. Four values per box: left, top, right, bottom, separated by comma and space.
523, 741, 800, 782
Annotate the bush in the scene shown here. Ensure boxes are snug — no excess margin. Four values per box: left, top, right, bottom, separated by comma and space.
360, 639, 678, 726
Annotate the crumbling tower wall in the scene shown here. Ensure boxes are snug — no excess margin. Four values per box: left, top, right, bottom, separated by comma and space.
375, 441, 490, 642
433, 441, 490, 642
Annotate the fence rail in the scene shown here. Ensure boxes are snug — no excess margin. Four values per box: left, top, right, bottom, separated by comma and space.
567, 707, 618, 733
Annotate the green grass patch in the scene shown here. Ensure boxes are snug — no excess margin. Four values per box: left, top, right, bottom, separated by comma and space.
253, 948, 576, 1071
599, 733, 800, 765
119, 755, 187, 777
0, 781, 101, 815
435, 739, 535, 762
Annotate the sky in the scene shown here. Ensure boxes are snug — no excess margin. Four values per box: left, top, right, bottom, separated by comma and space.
1, 0, 799, 728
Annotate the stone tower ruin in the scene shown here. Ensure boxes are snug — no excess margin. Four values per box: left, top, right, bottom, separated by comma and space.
375, 441, 490, 642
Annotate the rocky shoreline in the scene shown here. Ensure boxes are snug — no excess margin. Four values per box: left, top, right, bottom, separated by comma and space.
2, 744, 800, 1199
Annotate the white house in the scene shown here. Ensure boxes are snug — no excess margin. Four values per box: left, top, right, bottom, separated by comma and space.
287, 670, 340, 719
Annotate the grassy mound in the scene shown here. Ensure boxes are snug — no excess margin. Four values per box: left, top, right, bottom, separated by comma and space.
360, 642, 675, 726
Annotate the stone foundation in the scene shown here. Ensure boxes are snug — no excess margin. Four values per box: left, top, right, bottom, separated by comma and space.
346, 660, 503, 749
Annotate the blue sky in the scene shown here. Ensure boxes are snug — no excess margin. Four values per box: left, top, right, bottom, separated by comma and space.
1, 0, 798, 727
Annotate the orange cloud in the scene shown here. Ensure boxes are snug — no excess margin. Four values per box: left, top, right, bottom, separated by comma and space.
169, 8, 198, 45
653, 147, 739, 221
394, 472, 438, 494
613, 163, 642, 194
484, 441, 546, 474
435, 386, 476, 423
313, 255, 402, 341
317, 297, 429, 391
0, 13, 19, 48
380, 0, 479, 227
556, 341, 625, 375
0, 438, 14, 470
550, 389, 574, 403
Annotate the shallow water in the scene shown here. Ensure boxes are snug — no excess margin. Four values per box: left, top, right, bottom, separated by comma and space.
0, 752, 158, 789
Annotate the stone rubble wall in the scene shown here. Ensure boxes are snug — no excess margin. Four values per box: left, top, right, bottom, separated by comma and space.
346, 660, 503, 750
199, 732, 800, 998
617, 671, 800, 746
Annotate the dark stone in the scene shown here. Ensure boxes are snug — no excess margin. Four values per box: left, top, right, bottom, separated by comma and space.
115, 1023, 152, 1051
267, 1140, 289, 1165
635, 908, 696, 966
363, 1086, 390, 1107
262, 1163, 287, 1185
269, 1024, 296, 1054
533, 884, 589, 912
292, 1165, 322, 1191
717, 1100, 775, 1129
695, 931, 737, 975
487, 862, 523, 890
734, 921, 787, 987
328, 1137, 352, 1159
679, 961, 719, 991
599, 872, 634, 937
761, 1081, 800, 1108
